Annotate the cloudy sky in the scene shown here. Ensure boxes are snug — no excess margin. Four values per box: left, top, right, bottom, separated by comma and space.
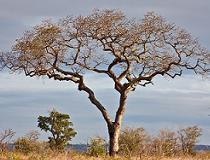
0, 0, 210, 144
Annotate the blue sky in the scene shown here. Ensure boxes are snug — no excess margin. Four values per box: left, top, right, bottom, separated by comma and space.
0, 0, 210, 144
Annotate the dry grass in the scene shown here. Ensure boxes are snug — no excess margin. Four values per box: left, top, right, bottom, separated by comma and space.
1, 151, 210, 160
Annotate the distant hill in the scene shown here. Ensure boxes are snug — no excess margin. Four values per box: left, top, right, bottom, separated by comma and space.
70, 144, 210, 153
194, 145, 210, 152
68, 144, 88, 153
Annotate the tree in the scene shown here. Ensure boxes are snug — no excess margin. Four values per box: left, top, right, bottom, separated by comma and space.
37, 109, 77, 150
177, 126, 202, 155
1, 10, 210, 156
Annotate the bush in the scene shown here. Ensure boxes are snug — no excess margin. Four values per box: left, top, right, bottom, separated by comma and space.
118, 126, 202, 157
15, 131, 48, 154
178, 125, 202, 155
0, 129, 15, 152
151, 129, 179, 156
119, 127, 149, 158
87, 136, 107, 157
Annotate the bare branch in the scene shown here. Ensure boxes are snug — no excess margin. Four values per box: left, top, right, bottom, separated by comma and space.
0, 129, 15, 151
77, 76, 113, 126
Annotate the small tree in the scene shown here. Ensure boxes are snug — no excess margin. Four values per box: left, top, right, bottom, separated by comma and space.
38, 109, 77, 150
177, 126, 202, 155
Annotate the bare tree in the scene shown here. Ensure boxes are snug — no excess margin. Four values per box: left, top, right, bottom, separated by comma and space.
177, 126, 202, 155
1, 10, 209, 156
0, 129, 15, 152
152, 129, 179, 157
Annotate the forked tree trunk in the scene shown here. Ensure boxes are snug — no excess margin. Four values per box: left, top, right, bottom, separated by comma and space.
78, 79, 128, 157
108, 91, 127, 156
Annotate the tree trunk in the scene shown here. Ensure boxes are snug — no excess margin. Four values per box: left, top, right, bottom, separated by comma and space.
108, 91, 128, 157
108, 122, 121, 157
78, 78, 129, 157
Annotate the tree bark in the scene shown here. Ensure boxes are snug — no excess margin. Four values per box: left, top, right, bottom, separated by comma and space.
108, 123, 121, 157
108, 91, 128, 156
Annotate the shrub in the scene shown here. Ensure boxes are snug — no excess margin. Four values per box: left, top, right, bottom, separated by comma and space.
87, 136, 107, 157
0, 129, 15, 152
177, 125, 202, 155
118, 127, 149, 158
15, 131, 48, 154
118, 126, 202, 157
151, 129, 179, 156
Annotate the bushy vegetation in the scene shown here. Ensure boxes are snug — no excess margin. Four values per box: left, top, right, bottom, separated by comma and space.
150, 129, 179, 157
119, 127, 149, 158
0, 129, 15, 152
118, 125, 202, 158
87, 136, 107, 157
0, 110, 205, 160
178, 126, 202, 155
15, 131, 48, 154
38, 109, 77, 150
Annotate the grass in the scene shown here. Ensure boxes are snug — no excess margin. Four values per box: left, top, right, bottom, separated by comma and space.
1, 151, 210, 160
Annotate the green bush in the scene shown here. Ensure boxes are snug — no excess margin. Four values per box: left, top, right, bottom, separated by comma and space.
87, 136, 107, 157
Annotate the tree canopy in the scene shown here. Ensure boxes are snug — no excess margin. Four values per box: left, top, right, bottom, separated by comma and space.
1, 10, 209, 86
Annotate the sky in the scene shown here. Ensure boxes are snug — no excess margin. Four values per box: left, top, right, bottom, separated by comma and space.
0, 0, 210, 144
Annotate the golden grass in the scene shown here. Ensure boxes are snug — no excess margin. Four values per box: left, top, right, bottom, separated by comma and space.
1, 151, 210, 160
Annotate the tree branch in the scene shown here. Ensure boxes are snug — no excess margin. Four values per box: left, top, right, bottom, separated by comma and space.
77, 76, 113, 126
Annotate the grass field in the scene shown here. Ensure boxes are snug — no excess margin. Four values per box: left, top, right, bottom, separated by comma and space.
1, 151, 210, 160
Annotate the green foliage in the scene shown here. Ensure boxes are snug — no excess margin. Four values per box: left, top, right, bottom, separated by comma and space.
15, 131, 47, 154
38, 109, 77, 150
119, 127, 149, 157
87, 136, 107, 157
